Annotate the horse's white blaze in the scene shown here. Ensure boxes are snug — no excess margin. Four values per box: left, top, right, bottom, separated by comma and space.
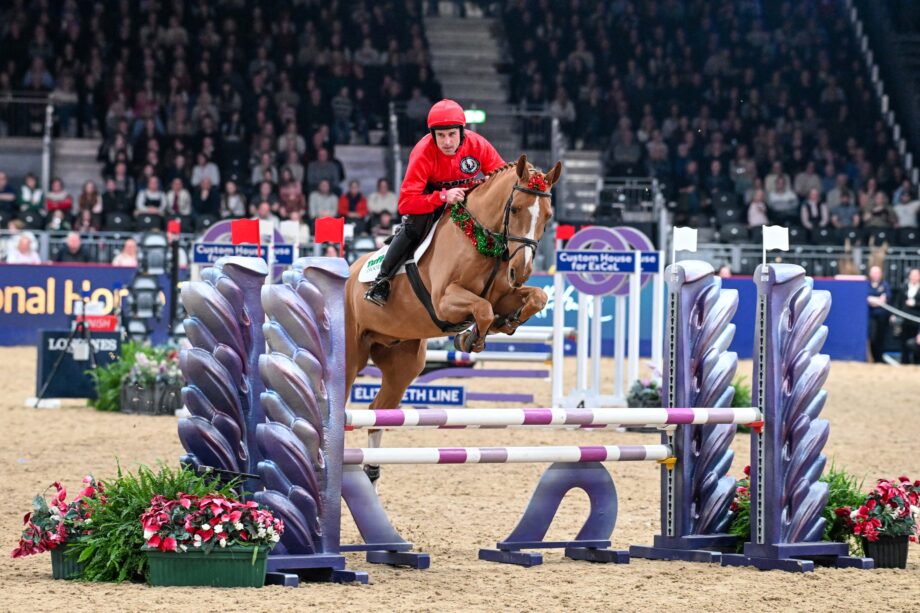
524, 196, 540, 266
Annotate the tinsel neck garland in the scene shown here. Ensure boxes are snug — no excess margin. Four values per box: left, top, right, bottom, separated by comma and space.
449, 202, 507, 258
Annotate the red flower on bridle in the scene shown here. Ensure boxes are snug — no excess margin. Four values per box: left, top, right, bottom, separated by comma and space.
528, 174, 548, 192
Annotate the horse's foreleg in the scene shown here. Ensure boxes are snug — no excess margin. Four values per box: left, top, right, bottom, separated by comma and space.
437, 283, 496, 352
491, 286, 549, 335
364, 340, 427, 484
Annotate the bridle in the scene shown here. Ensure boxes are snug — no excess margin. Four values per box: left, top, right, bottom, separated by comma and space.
438, 177, 552, 293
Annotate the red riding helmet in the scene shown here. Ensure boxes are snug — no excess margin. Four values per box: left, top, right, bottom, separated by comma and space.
427, 99, 466, 129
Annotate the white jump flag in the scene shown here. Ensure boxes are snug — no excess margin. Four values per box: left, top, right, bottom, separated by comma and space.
761, 225, 790, 270
672, 227, 698, 264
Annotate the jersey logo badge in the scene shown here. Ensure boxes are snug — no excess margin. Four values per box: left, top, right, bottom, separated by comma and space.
459, 156, 480, 174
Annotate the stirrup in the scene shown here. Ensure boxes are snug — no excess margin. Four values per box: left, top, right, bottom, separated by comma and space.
364, 279, 390, 307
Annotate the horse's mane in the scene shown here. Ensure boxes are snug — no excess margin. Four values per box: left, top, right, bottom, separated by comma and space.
466, 160, 539, 196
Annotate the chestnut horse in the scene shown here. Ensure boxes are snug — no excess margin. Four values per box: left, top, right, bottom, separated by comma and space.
345, 155, 561, 467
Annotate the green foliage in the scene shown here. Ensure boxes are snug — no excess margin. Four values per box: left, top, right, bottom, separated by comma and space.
821, 463, 865, 545
727, 463, 865, 552
731, 375, 752, 408
87, 342, 180, 412
626, 379, 662, 408
70, 463, 236, 582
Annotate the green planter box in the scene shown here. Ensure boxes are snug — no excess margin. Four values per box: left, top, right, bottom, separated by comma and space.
146, 546, 269, 587
50, 546, 83, 580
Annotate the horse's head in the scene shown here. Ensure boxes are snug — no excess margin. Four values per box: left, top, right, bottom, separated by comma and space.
504, 154, 561, 286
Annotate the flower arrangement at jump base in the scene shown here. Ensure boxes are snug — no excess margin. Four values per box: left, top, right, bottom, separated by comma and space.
89, 341, 184, 414
11, 477, 102, 579
837, 477, 920, 568
141, 493, 284, 587
729, 466, 919, 569
626, 362, 662, 408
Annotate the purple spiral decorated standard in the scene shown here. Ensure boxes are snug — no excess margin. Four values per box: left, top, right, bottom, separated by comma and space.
256, 258, 349, 559
631, 260, 740, 563
178, 257, 267, 487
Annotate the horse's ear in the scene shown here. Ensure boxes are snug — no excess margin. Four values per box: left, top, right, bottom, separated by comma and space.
515, 154, 528, 179
545, 161, 563, 186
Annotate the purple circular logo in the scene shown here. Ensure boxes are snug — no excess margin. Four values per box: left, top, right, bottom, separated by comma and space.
562, 226, 655, 296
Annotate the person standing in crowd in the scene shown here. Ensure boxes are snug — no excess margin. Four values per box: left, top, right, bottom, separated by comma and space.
17, 173, 43, 212
894, 267, 920, 364
866, 265, 892, 363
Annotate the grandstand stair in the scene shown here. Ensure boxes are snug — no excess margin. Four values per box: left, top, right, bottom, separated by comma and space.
425, 16, 520, 159
559, 150, 603, 222
53, 138, 103, 193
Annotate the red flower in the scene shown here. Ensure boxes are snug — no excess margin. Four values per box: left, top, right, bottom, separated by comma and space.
528, 174, 548, 192
743, 465, 751, 477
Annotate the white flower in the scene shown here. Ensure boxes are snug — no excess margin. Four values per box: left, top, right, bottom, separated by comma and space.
219, 538, 227, 548
214, 524, 224, 534
911, 505, 919, 516
234, 522, 244, 531
270, 533, 280, 543
257, 528, 266, 538
193, 541, 201, 548
144, 528, 157, 539
84, 519, 91, 525
850, 509, 860, 520
179, 545, 188, 552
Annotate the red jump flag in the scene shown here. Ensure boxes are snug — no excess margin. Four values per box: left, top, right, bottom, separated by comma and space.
231, 218, 261, 257
315, 216, 345, 256
167, 218, 182, 235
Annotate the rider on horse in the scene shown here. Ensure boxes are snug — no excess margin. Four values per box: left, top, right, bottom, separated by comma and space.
364, 99, 506, 306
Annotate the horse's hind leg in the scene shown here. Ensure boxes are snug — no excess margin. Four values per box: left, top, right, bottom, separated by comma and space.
364, 339, 427, 483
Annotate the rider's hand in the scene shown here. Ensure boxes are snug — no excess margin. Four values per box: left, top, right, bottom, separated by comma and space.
445, 188, 466, 204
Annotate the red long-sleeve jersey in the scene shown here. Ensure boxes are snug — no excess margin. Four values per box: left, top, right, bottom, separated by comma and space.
397, 131, 505, 215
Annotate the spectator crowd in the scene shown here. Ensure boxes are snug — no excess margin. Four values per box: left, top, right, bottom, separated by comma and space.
503, 0, 919, 242
0, 0, 434, 241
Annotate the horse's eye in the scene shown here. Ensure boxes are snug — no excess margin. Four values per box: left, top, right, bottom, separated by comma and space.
511, 207, 519, 215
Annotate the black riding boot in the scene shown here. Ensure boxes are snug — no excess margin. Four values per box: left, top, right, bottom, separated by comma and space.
364, 220, 419, 306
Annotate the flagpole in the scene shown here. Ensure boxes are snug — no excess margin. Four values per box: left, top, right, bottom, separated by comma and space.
762, 224, 767, 272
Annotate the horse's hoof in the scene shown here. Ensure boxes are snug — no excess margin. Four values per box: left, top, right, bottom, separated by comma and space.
364, 464, 380, 483
454, 329, 477, 353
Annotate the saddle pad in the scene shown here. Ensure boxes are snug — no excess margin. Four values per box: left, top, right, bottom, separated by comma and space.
357, 217, 439, 283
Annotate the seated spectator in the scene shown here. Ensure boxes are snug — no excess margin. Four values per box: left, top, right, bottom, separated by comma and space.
250, 152, 278, 186
166, 178, 192, 216
277, 121, 306, 157
704, 160, 731, 199
102, 178, 133, 215
280, 210, 311, 245
46, 209, 71, 232
221, 180, 247, 218
45, 178, 73, 215
193, 177, 221, 217
338, 180, 369, 234
6, 234, 41, 264
862, 192, 898, 228
73, 210, 100, 233
766, 176, 799, 225
17, 173, 43, 212
858, 178, 879, 210
253, 200, 280, 235
764, 162, 791, 195
676, 160, 701, 216
278, 168, 306, 218
308, 179, 338, 221
163, 153, 191, 187
606, 130, 642, 176
135, 176, 166, 215
830, 191, 860, 228
112, 238, 139, 267
793, 162, 822, 198
730, 145, 757, 196
799, 189, 830, 237
55, 231, 90, 263
895, 268, 920, 364
893, 189, 920, 229
111, 162, 136, 199
368, 178, 397, 219
747, 189, 770, 228
282, 149, 305, 185
77, 180, 103, 218
307, 148, 342, 192
371, 210, 396, 247
0, 172, 17, 217
191, 152, 220, 188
